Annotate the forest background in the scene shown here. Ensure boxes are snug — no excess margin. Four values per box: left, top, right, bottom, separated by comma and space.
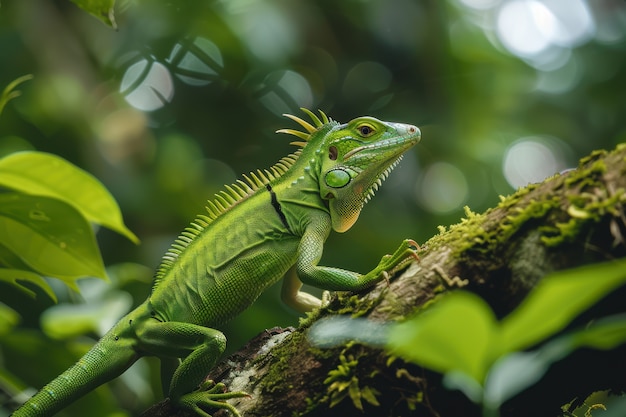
0, 1, 624, 416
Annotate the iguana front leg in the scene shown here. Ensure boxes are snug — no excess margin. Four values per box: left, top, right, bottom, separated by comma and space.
294, 217, 418, 293
136, 320, 247, 417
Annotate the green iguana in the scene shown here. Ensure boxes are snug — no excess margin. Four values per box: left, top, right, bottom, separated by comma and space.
12, 109, 421, 417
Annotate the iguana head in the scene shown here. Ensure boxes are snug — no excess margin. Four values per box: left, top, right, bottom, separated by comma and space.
279, 109, 421, 232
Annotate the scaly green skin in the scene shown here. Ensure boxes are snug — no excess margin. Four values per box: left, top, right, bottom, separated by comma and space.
12, 109, 421, 417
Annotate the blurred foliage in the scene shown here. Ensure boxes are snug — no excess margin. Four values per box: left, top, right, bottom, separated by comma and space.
310, 260, 626, 415
0, 0, 625, 415
0, 151, 138, 298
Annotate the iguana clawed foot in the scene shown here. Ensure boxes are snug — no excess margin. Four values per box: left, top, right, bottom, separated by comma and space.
176, 380, 249, 417
367, 239, 421, 285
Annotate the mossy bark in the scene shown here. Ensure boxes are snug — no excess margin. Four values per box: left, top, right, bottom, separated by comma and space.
143, 144, 626, 417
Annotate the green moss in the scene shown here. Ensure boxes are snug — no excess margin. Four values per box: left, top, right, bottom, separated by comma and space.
298, 305, 323, 328
295, 397, 322, 417
427, 205, 491, 255
577, 149, 608, 168
257, 331, 308, 395
429, 195, 559, 262
541, 187, 625, 247
564, 159, 607, 188
424, 145, 624, 265
315, 289, 388, 319
295, 146, 624, 416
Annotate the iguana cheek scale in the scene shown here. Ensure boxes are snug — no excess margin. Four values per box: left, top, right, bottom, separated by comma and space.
12, 109, 421, 417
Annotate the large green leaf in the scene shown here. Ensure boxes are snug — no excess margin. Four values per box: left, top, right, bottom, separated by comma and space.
499, 259, 626, 354
0, 151, 138, 244
387, 291, 497, 383
69, 0, 117, 29
0, 193, 106, 283
0, 240, 36, 271
310, 260, 626, 410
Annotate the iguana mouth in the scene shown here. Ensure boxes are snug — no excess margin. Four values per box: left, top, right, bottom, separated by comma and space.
343, 139, 396, 160
343, 145, 367, 160
345, 124, 420, 206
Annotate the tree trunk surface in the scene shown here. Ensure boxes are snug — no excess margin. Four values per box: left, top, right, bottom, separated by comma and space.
142, 144, 626, 417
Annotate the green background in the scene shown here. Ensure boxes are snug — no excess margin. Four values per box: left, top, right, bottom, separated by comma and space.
0, 0, 624, 415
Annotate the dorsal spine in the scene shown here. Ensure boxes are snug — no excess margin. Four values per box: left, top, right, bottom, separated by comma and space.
152, 108, 331, 286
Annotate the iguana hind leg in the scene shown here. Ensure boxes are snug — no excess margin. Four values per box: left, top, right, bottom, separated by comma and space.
281, 266, 328, 313
136, 320, 247, 416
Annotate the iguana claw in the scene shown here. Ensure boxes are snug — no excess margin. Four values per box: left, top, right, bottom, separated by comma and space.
366, 239, 421, 285
177, 381, 249, 417
405, 239, 421, 262
389, 238, 421, 270
10, 110, 422, 417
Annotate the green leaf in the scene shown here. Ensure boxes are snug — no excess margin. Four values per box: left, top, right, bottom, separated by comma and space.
0, 240, 37, 271
387, 292, 497, 383
361, 386, 381, 407
311, 261, 626, 409
69, 0, 117, 29
0, 241, 59, 300
0, 193, 106, 283
348, 378, 363, 411
0, 151, 138, 244
0, 268, 57, 302
568, 313, 626, 351
499, 259, 626, 354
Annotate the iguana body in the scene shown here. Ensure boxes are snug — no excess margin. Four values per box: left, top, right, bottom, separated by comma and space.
13, 109, 421, 417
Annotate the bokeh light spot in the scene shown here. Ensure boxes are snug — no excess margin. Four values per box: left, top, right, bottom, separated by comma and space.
459, 0, 501, 10
257, 70, 313, 115
539, 0, 594, 47
168, 37, 224, 86
497, 0, 553, 56
121, 59, 174, 112
495, 0, 595, 69
417, 162, 469, 214
502, 137, 568, 188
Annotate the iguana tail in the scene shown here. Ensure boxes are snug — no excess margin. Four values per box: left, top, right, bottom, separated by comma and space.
12, 321, 140, 417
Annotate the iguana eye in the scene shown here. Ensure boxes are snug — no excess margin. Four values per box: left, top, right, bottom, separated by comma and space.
328, 146, 338, 160
357, 124, 374, 137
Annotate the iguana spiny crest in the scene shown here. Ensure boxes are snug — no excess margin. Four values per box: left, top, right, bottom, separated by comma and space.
279, 108, 421, 232
13, 108, 421, 417
156, 109, 420, 283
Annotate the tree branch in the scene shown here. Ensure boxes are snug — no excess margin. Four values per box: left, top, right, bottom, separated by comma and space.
143, 144, 626, 417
